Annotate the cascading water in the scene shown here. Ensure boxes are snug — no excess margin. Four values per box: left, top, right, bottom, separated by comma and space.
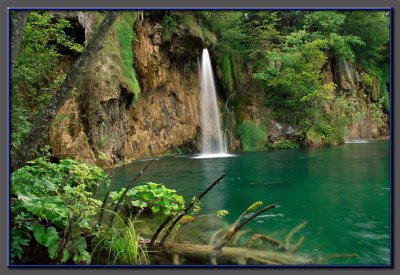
194, 49, 233, 158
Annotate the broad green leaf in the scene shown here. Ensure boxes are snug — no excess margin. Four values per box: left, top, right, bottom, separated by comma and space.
141, 192, 154, 200
48, 243, 58, 259
147, 182, 160, 188
33, 225, 59, 247
72, 236, 87, 252
62, 250, 70, 263
151, 205, 160, 214
246, 201, 263, 212
131, 200, 141, 207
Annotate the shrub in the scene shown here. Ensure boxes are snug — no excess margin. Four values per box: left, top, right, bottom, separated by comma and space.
361, 72, 373, 87
109, 182, 185, 216
10, 158, 109, 264
273, 140, 300, 150
237, 120, 268, 151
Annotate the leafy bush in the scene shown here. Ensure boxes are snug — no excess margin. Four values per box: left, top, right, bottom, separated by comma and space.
361, 72, 373, 87
10, 158, 109, 264
273, 140, 300, 150
11, 11, 83, 151
237, 121, 268, 151
109, 182, 185, 216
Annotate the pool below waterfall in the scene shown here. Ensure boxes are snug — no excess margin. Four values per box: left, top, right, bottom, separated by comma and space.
105, 140, 390, 265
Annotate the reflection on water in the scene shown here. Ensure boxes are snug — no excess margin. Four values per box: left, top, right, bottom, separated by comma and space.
106, 140, 390, 265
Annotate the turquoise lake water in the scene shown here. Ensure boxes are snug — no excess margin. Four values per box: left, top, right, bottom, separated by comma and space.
106, 140, 390, 265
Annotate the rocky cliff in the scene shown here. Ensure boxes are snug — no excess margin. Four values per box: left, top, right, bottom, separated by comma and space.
230, 54, 389, 149
49, 12, 205, 166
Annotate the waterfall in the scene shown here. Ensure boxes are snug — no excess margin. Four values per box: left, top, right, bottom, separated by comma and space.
199, 49, 226, 155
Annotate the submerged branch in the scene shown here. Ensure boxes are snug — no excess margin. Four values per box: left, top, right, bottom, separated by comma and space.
156, 174, 226, 245
247, 234, 285, 250
214, 204, 276, 251
285, 221, 308, 250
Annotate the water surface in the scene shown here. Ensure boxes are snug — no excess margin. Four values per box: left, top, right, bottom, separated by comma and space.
106, 140, 390, 265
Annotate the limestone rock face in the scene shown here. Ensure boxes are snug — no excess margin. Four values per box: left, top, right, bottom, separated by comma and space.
50, 12, 203, 166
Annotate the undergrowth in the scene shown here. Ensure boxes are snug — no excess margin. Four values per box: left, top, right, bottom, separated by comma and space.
237, 120, 268, 151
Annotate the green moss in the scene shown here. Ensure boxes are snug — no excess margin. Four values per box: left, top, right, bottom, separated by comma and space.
231, 55, 244, 87
380, 80, 390, 112
181, 13, 203, 38
114, 12, 140, 102
219, 54, 244, 93
202, 27, 217, 47
220, 55, 234, 92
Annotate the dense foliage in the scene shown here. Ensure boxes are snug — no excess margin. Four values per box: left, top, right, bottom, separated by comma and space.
202, 10, 389, 147
10, 156, 190, 264
109, 182, 185, 216
11, 11, 83, 152
10, 158, 108, 264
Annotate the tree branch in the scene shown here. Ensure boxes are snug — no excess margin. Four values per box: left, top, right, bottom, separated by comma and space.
150, 174, 226, 246
108, 158, 155, 226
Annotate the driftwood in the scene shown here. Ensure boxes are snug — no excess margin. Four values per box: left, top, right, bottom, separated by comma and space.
245, 221, 308, 254
214, 204, 276, 251
150, 241, 315, 265
138, 239, 358, 265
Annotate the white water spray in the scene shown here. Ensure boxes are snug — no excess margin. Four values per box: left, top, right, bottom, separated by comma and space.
195, 49, 232, 158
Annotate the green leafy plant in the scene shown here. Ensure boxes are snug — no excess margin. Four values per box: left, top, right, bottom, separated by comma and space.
109, 182, 185, 216
10, 157, 109, 264
273, 140, 300, 150
361, 72, 373, 88
175, 147, 184, 154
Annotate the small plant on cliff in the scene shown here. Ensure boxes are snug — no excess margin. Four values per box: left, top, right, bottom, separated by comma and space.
361, 72, 373, 88
161, 14, 178, 41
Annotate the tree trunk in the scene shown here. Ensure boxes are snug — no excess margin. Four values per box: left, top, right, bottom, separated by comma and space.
10, 11, 29, 76
12, 11, 120, 170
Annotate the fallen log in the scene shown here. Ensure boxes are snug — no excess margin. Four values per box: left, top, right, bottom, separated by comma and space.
149, 241, 315, 265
